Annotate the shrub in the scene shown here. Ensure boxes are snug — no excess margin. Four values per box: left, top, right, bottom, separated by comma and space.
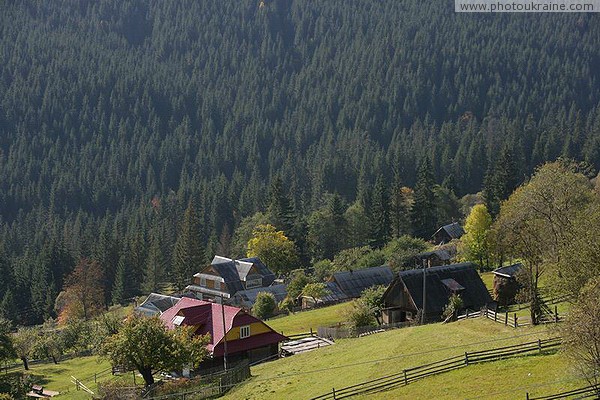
252, 292, 277, 320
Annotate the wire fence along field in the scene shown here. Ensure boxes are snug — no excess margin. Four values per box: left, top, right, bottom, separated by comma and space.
310, 337, 561, 400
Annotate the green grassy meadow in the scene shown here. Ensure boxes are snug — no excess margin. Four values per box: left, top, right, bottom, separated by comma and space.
224, 318, 580, 400
265, 302, 350, 336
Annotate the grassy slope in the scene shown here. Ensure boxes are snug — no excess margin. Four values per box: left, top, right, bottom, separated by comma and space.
224, 319, 581, 400
16, 356, 137, 399
265, 303, 350, 336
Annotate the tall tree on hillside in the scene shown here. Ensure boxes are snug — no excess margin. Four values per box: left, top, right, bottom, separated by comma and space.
390, 176, 410, 239
267, 176, 296, 235
247, 224, 299, 276
461, 204, 493, 271
0, 318, 14, 365
493, 162, 596, 324
112, 244, 132, 305
172, 200, 205, 291
56, 258, 105, 323
369, 176, 391, 248
143, 229, 165, 293
411, 158, 437, 239
483, 147, 520, 218
307, 194, 348, 260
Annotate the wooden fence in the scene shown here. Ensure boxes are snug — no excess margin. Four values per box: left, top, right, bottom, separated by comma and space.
457, 306, 564, 328
310, 337, 561, 400
317, 321, 412, 340
527, 383, 600, 399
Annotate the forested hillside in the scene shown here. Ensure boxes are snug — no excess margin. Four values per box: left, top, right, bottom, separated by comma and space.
0, 1, 599, 324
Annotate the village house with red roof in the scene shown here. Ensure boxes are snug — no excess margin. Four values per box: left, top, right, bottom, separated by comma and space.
160, 297, 288, 367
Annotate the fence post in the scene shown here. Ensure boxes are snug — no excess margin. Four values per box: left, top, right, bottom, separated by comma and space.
505, 312, 508, 326
514, 313, 518, 328
94, 373, 97, 383
526, 392, 529, 400
310, 328, 313, 336
494, 310, 497, 322
538, 339, 542, 353
403, 369, 407, 385
464, 352, 469, 366
555, 306, 558, 323
332, 387, 337, 400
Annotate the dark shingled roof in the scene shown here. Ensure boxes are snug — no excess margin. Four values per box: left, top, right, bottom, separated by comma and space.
211, 261, 245, 294
209, 256, 276, 295
440, 222, 465, 239
399, 262, 492, 314
415, 249, 452, 261
231, 284, 288, 308
493, 263, 523, 278
239, 257, 276, 286
321, 282, 350, 303
331, 265, 394, 298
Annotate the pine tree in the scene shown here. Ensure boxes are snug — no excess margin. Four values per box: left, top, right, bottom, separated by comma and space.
390, 175, 410, 238
172, 200, 205, 291
411, 157, 437, 239
112, 245, 131, 305
483, 147, 519, 218
143, 229, 165, 294
267, 176, 296, 235
369, 176, 391, 248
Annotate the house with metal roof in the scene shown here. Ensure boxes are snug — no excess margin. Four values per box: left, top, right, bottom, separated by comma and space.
382, 262, 493, 323
230, 284, 288, 309
135, 293, 181, 317
299, 281, 350, 309
160, 297, 287, 367
330, 265, 394, 298
300, 265, 393, 309
185, 256, 276, 302
431, 222, 465, 245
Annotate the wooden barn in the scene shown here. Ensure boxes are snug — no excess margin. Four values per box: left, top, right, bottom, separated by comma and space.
413, 248, 453, 268
431, 222, 465, 245
492, 263, 523, 306
381, 262, 493, 323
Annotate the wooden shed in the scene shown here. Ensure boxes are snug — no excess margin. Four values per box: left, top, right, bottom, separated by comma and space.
492, 263, 523, 306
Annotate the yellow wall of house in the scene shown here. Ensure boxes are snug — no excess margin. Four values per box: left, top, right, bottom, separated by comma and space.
224, 321, 272, 341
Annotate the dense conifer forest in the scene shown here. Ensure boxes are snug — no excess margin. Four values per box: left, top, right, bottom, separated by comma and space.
0, 1, 599, 324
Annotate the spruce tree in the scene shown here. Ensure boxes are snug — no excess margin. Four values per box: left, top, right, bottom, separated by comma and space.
390, 175, 410, 238
411, 158, 437, 239
172, 200, 205, 291
112, 245, 131, 305
143, 229, 165, 294
369, 176, 391, 248
483, 147, 519, 218
267, 176, 296, 235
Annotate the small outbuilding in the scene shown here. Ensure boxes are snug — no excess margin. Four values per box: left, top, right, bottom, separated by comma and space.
231, 284, 288, 309
413, 248, 453, 268
381, 262, 493, 323
492, 263, 523, 306
135, 293, 181, 317
431, 222, 465, 245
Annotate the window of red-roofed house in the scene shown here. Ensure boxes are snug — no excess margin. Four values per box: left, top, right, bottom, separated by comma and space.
240, 325, 250, 338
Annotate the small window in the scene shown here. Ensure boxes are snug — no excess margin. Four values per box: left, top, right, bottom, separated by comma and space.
240, 325, 250, 339
172, 315, 185, 326
214, 281, 221, 290
200, 277, 206, 286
